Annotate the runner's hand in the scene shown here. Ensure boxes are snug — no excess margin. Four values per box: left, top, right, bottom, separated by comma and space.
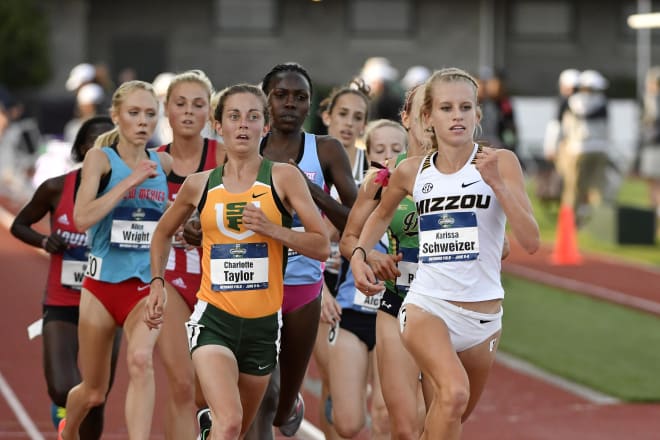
242, 203, 273, 235
473, 147, 502, 189
321, 292, 342, 324
368, 250, 401, 281
42, 233, 68, 254
351, 252, 384, 296
182, 213, 202, 247
144, 283, 167, 330
129, 159, 159, 187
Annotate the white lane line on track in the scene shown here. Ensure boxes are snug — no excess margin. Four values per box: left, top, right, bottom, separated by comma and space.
0, 204, 45, 439
497, 352, 620, 404
0, 205, 15, 230
298, 420, 325, 440
504, 263, 660, 316
0, 371, 44, 440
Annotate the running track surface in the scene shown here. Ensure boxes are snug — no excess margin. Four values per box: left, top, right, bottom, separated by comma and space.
1, 197, 659, 439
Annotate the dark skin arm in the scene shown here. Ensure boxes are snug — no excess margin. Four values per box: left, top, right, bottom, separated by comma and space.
10, 175, 69, 253
306, 135, 357, 232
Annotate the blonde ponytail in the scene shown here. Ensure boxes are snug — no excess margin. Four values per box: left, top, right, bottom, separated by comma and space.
93, 127, 119, 148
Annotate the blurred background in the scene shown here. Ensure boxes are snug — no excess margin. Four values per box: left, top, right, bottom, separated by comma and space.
1, 0, 660, 230
0, 2, 655, 140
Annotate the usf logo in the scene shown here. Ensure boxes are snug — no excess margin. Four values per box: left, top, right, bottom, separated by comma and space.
225, 202, 247, 231
214, 202, 259, 240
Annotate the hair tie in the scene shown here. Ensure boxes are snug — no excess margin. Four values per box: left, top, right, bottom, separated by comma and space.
150, 276, 166, 287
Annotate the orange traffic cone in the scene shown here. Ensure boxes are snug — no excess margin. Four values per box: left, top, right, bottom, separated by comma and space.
550, 205, 583, 265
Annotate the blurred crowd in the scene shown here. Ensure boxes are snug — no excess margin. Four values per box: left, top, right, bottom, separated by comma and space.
2, 58, 658, 225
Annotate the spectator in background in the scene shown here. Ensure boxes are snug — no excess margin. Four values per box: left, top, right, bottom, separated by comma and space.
65, 63, 96, 94
544, 68, 580, 165
538, 68, 581, 204
64, 83, 106, 144
557, 69, 581, 120
151, 72, 175, 146
64, 63, 110, 141
360, 57, 404, 122
560, 69, 610, 226
477, 67, 518, 155
117, 67, 138, 85
94, 63, 115, 94
33, 65, 104, 190
639, 66, 660, 219
401, 65, 431, 92
0, 87, 41, 201
32, 137, 77, 189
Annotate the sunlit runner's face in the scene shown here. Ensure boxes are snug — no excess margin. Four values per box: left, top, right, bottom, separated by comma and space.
166, 81, 210, 138
426, 80, 478, 148
115, 89, 158, 147
267, 72, 311, 133
216, 92, 267, 154
326, 92, 367, 149
368, 125, 406, 170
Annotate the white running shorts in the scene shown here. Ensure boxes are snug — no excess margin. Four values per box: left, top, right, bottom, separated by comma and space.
401, 291, 503, 352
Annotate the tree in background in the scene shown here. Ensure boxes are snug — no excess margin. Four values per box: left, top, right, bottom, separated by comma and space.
0, 0, 51, 89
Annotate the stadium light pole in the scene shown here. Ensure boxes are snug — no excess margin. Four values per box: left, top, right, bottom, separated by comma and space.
628, 1, 653, 100
478, 0, 495, 75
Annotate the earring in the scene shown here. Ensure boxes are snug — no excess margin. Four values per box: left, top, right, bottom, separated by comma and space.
425, 127, 434, 133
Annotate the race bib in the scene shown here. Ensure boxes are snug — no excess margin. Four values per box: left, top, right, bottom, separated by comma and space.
395, 247, 418, 293
353, 288, 383, 313
287, 226, 305, 258
419, 211, 479, 263
61, 246, 88, 288
210, 243, 269, 291
84, 253, 103, 280
110, 207, 160, 250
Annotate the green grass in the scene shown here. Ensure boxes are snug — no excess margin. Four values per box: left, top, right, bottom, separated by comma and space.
616, 177, 652, 209
498, 177, 660, 401
500, 274, 660, 401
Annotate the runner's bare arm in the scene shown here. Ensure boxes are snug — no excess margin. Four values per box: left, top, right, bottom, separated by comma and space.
246, 163, 330, 262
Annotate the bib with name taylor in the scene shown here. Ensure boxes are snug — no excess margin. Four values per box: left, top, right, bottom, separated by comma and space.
197, 159, 292, 319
